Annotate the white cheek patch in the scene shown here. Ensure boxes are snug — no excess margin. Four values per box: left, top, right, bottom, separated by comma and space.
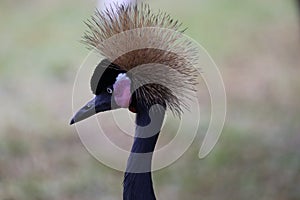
113, 73, 131, 108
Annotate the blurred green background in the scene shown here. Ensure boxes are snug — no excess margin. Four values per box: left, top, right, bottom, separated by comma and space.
1, 0, 300, 199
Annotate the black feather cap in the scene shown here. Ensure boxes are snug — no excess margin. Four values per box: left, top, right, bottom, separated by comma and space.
91, 59, 126, 95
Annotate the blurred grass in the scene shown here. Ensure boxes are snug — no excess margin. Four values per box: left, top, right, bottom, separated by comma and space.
1, 0, 300, 199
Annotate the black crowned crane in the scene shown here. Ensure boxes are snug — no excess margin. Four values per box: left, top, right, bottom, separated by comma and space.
70, 3, 199, 200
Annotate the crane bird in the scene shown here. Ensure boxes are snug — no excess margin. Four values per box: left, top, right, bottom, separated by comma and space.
70, 3, 199, 200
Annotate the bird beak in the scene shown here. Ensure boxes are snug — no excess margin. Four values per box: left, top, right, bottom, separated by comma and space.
70, 94, 112, 125
70, 97, 97, 125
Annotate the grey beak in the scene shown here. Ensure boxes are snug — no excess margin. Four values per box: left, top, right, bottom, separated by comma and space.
70, 97, 96, 125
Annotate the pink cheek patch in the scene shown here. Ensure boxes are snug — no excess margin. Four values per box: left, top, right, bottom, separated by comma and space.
113, 75, 131, 108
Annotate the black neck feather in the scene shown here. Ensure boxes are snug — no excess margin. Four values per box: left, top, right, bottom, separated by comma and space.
123, 102, 165, 200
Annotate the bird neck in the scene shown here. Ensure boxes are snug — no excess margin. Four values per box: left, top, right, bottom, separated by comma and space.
123, 103, 165, 200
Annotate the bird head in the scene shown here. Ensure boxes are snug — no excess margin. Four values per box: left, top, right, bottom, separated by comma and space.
70, 59, 138, 125
70, 3, 199, 125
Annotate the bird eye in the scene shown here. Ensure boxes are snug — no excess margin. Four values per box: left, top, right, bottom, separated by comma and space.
107, 88, 113, 94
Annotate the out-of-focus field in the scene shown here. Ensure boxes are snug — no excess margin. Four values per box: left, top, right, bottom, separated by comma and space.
1, 0, 300, 199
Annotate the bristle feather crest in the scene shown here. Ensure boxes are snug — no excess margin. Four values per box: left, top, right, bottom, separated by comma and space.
83, 3, 199, 116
